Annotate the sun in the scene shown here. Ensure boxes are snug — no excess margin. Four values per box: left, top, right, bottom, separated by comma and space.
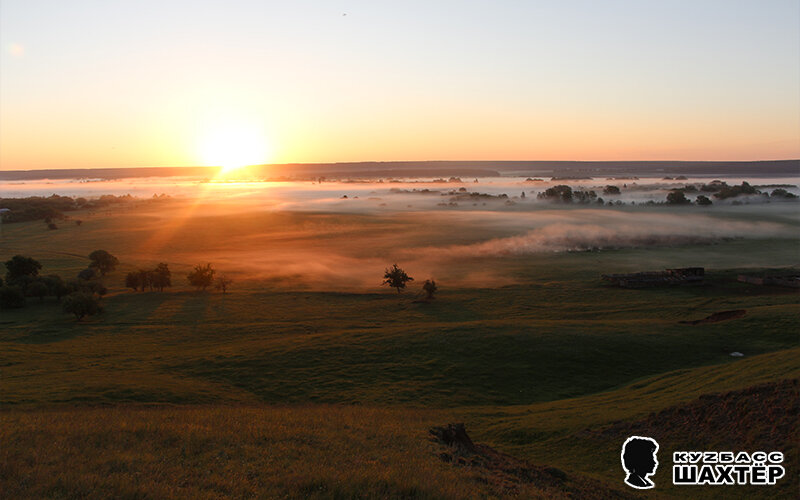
197, 121, 270, 173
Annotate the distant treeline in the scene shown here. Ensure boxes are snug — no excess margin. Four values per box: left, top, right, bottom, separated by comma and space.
1, 159, 797, 181
0, 195, 133, 223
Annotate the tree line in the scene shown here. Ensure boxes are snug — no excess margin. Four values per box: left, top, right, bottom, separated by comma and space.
1, 251, 234, 320
2, 251, 434, 322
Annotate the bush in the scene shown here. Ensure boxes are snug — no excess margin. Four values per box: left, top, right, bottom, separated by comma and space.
62, 292, 103, 320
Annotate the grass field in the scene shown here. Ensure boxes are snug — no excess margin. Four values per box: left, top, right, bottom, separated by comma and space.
1, 198, 798, 498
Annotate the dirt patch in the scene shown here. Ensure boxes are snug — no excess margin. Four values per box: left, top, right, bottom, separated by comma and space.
679, 309, 746, 325
429, 423, 641, 499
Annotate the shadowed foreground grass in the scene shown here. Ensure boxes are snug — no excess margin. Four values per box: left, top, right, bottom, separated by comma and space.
0, 405, 637, 500
2, 349, 797, 499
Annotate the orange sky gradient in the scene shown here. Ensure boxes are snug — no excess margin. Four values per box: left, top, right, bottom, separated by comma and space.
1, 1, 798, 170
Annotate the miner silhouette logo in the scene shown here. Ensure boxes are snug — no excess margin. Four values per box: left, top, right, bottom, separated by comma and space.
621, 436, 659, 489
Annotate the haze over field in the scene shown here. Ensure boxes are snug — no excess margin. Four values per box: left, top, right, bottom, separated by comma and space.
3, 173, 798, 290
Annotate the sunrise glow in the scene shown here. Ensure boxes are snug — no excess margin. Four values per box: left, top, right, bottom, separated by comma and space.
196, 120, 271, 173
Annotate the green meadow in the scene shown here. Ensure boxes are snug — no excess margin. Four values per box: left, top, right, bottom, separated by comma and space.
1, 199, 798, 498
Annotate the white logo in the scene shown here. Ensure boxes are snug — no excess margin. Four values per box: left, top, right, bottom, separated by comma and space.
673, 450, 785, 486
621, 436, 659, 489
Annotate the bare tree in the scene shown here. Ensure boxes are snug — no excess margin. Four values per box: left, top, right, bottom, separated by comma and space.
215, 275, 233, 294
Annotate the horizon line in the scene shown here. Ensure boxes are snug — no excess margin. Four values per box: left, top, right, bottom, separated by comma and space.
3, 158, 800, 173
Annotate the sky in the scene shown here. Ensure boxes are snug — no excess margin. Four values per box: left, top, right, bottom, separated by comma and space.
1, 0, 799, 170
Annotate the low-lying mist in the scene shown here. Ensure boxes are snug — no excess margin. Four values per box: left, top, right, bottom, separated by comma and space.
410, 211, 792, 257
3, 175, 798, 291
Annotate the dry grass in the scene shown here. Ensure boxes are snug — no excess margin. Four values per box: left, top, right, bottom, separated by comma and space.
0, 405, 627, 499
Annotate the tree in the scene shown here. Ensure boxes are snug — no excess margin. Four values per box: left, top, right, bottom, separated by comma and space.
88, 250, 119, 276
27, 280, 49, 302
603, 185, 621, 195
78, 267, 98, 281
125, 271, 141, 291
771, 188, 798, 199
215, 275, 233, 294
573, 190, 597, 204
139, 269, 154, 291
188, 263, 215, 291
422, 279, 438, 300
695, 195, 713, 206
62, 292, 103, 320
713, 181, 759, 200
5, 255, 42, 284
537, 185, 573, 203
42, 275, 69, 300
666, 190, 691, 205
151, 263, 171, 292
383, 264, 413, 293
69, 278, 107, 298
